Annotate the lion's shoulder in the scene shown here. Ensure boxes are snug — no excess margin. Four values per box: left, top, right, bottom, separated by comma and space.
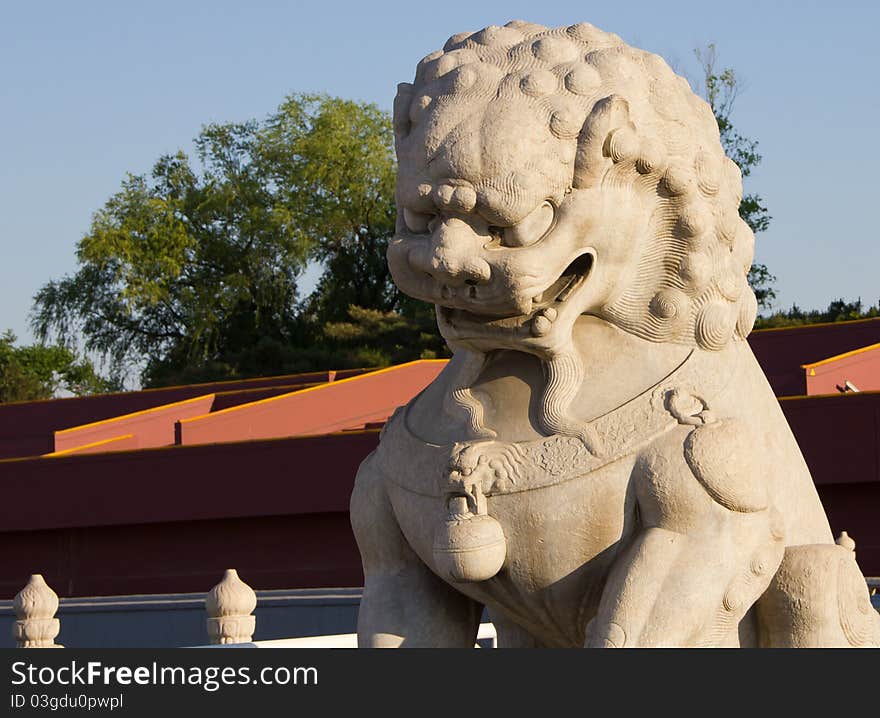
635, 417, 768, 530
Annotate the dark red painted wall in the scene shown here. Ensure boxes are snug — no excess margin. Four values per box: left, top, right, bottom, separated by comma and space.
780, 391, 880, 575
0, 431, 378, 597
780, 392, 880, 488
1, 431, 377, 533
0, 513, 362, 599
3, 393, 879, 598
816, 483, 880, 579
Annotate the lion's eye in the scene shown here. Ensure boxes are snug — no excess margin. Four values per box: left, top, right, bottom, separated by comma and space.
403, 208, 436, 234
490, 201, 555, 248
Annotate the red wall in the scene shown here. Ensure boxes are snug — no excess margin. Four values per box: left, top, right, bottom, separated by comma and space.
780, 391, 880, 574
3, 392, 879, 598
0, 431, 377, 598
0, 369, 366, 459
0, 514, 362, 598
2, 329, 879, 598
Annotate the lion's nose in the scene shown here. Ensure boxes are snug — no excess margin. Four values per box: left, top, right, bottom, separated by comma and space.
407, 217, 491, 288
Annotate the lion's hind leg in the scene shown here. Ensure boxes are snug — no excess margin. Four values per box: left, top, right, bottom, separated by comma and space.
755, 544, 880, 647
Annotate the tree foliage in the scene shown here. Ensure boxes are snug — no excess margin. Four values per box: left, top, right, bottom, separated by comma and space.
0, 331, 114, 403
322, 304, 446, 366
31, 94, 423, 387
695, 44, 776, 308
754, 299, 880, 330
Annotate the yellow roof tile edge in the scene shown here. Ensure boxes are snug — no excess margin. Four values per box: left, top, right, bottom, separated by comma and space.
44, 434, 136, 457
54, 393, 216, 435
752, 317, 880, 335
0, 426, 385, 465
178, 359, 449, 425
800, 342, 880, 370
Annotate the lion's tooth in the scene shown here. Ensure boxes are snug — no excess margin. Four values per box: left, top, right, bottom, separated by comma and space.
542, 307, 558, 321
531, 315, 552, 337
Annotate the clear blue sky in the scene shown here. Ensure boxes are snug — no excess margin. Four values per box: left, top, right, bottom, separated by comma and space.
1, 0, 878, 344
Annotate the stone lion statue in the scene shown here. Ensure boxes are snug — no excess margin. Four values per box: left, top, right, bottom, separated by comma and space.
350, 20, 880, 647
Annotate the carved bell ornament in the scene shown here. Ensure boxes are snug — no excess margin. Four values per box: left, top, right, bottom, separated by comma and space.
433, 493, 507, 583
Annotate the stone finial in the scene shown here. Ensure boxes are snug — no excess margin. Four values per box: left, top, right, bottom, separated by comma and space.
836, 531, 856, 558
13, 575, 62, 648
205, 569, 257, 644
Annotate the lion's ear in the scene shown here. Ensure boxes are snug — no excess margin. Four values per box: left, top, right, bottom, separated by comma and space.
393, 82, 415, 149
573, 95, 634, 189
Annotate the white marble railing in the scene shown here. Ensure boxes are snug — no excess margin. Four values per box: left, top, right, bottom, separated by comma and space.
192, 623, 499, 648
9, 569, 498, 648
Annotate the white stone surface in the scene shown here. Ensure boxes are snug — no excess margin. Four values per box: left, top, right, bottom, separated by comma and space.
205, 569, 257, 645
351, 21, 880, 647
13, 574, 62, 648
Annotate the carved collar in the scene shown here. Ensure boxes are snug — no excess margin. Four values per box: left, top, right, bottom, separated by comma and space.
376, 343, 739, 498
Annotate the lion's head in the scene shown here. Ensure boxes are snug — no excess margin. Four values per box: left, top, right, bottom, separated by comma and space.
388, 21, 757, 364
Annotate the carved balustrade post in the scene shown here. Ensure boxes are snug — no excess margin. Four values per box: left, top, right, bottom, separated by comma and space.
836, 531, 856, 561
205, 569, 257, 644
13, 574, 63, 648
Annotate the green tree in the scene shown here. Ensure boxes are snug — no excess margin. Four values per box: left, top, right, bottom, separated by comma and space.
31, 94, 408, 386
695, 44, 776, 308
321, 304, 447, 367
754, 298, 880, 329
0, 331, 114, 403
258, 96, 399, 325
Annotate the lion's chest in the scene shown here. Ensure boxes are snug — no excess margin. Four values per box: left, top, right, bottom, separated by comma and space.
385, 453, 636, 647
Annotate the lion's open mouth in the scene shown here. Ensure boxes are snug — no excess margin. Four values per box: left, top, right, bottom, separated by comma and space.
533, 253, 593, 306
439, 253, 593, 337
